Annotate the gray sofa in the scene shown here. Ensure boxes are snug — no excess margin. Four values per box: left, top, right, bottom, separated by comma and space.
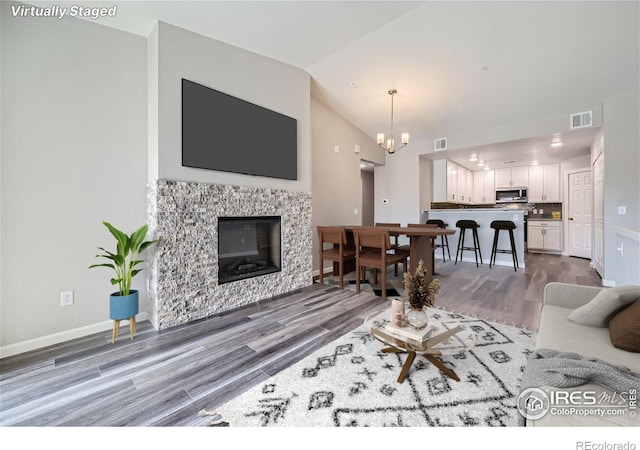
525, 282, 639, 427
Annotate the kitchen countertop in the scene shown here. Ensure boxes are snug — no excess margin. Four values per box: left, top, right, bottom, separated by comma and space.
425, 209, 526, 268
527, 218, 562, 221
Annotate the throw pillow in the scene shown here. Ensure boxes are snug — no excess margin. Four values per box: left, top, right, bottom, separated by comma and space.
609, 299, 640, 352
568, 285, 640, 327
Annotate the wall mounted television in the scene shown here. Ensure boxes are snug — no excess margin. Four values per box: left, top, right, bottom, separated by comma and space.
182, 78, 298, 180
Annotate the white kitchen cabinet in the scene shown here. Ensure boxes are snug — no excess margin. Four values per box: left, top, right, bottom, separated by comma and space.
433, 159, 458, 202
455, 165, 473, 203
495, 167, 529, 188
528, 221, 562, 252
466, 170, 474, 204
529, 163, 560, 202
433, 160, 474, 203
473, 170, 495, 204
456, 163, 466, 202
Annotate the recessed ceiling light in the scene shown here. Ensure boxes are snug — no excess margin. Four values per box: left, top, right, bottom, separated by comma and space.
469, 153, 478, 162
531, 160, 540, 166
477, 160, 485, 167
551, 133, 563, 147
484, 166, 490, 171
347, 81, 357, 88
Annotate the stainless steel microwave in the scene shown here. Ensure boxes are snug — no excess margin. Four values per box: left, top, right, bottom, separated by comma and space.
496, 187, 528, 203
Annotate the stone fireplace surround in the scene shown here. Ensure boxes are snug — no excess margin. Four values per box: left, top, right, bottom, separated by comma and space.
146, 179, 312, 330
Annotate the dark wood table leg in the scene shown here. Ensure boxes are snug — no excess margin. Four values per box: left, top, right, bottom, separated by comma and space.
397, 351, 417, 383
381, 347, 404, 353
409, 235, 434, 283
425, 355, 460, 382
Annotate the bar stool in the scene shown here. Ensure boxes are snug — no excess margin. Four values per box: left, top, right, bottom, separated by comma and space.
489, 220, 519, 271
426, 219, 451, 263
455, 220, 482, 267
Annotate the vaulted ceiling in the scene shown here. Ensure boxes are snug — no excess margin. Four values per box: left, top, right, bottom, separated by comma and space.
31, 1, 639, 168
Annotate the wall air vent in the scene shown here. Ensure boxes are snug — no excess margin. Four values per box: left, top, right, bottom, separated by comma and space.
434, 138, 447, 151
570, 111, 592, 129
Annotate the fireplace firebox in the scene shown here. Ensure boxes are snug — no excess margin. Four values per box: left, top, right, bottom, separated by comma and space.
218, 216, 282, 284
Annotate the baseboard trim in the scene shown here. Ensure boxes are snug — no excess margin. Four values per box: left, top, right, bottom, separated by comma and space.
312, 267, 334, 278
0, 312, 149, 359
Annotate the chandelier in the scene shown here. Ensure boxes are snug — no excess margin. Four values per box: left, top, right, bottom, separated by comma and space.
376, 89, 409, 154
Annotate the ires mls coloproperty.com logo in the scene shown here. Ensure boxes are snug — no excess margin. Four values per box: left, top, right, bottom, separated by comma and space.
11, 4, 117, 20
518, 387, 638, 421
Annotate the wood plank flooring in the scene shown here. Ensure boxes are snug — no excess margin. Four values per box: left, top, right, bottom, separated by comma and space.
0, 252, 601, 426
431, 252, 602, 330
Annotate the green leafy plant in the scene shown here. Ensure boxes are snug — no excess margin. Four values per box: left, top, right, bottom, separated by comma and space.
402, 259, 440, 310
89, 222, 159, 296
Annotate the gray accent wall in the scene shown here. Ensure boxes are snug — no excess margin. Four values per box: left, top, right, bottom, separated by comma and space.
1, 3, 147, 347
148, 21, 311, 193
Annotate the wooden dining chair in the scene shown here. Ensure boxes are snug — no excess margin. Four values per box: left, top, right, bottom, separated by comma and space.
375, 222, 408, 275
317, 226, 356, 289
353, 227, 408, 300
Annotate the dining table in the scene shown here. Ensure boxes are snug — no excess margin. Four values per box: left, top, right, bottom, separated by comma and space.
340, 225, 456, 284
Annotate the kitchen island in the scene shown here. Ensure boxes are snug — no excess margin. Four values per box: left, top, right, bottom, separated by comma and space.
423, 209, 526, 268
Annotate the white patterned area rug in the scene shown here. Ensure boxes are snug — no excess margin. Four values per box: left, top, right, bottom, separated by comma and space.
213, 308, 537, 427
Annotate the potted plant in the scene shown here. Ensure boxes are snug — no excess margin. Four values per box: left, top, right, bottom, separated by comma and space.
89, 222, 159, 325
402, 259, 440, 330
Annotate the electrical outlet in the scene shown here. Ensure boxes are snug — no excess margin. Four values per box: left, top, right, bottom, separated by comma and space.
353, 208, 359, 215
334, 145, 340, 154
512, 214, 519, 221
618, 206, 627, 215
61, 290, 74, 306
617, 242, 624, 256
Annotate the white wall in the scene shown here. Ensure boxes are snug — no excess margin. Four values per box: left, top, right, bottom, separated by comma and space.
419, 156, 433, 213
602, 91, 640, 285
311, 97, 384, 272
1, 3, 147, 351
149, 22, 311, 193
374, 142, 427, 245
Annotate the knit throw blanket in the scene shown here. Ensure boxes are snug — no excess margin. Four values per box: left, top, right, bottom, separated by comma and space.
521, 348, 640, 393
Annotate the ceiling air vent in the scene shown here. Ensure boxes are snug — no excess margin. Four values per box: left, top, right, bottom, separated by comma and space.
570, 111, 592, 129
434, 137, 447, 151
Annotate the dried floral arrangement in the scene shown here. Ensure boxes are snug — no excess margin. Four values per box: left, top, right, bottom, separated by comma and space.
402, 259, 440, 310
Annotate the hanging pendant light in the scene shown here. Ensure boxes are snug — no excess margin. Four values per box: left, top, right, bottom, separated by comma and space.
376, 89, 409, 154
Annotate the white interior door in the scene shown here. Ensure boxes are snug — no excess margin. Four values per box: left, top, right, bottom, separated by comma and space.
568, 169, 592, 258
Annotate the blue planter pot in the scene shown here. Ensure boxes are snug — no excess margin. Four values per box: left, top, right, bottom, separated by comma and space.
109, 290, 139, 320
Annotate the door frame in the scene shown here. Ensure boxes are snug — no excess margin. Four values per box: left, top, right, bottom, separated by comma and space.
563, 167, 592, 258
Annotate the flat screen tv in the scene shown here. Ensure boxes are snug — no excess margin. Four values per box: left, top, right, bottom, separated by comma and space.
182, 79, 297, 180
